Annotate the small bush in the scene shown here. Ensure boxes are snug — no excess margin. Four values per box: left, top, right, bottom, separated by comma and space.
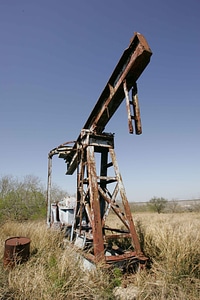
148, 196, 168, 213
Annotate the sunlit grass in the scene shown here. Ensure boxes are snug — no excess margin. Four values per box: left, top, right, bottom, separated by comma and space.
107, 212, 200, 299
0, 213, 200, 299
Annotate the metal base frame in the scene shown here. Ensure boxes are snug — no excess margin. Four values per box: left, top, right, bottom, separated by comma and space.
71, 130, 148, 268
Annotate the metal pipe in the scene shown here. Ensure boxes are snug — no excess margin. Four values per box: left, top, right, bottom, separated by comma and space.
123, 79, 134, 134
46, 155, 52, 227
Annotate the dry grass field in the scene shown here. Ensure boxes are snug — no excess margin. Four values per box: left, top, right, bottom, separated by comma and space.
0, 212, 200, 299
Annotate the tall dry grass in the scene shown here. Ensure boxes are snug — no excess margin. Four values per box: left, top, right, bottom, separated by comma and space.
0, 221, 113, 300
0, 213, 200, 299
129, 213, 200, 299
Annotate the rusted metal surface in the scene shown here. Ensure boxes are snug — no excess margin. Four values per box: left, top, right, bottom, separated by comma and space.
132, 83, 142, 135
123, 79, 134, 134
47, 32, 152, 271
4, 237, 31, 268
109, 148, 142, 256
87, 145, 105, 262
48, 132, 148, 269
64, 32, 152, 175
47, 155, 52, 227
83, 32, 152, 134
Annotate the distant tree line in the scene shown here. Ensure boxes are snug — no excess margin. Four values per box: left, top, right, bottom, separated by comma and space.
1, 174, 199, 223
0, 175, 68, 223
130, 196, 200, 213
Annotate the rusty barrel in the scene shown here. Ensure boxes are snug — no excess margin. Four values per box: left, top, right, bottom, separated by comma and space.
4, 237, 31, 268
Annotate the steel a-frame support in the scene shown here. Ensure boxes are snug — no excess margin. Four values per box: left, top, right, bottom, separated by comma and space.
73, 130, 147, 267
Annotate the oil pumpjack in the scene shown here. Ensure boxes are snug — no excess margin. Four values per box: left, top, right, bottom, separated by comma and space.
47, 32, 152, 270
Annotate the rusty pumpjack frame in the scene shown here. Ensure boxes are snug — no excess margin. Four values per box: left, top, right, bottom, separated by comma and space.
47, 32, 152, 269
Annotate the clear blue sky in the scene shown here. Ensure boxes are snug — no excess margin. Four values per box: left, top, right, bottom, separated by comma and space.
0, 0, 199, 202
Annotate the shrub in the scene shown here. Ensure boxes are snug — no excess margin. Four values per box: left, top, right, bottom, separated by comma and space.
148, 197, 168, 213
